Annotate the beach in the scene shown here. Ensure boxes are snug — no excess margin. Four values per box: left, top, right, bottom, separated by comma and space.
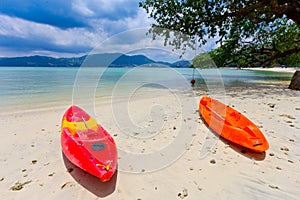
1, 0, 300, 198
244, 67, 299, 74
1, 75, 300, 199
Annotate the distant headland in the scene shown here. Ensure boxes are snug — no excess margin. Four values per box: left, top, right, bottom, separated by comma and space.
0, 53, 191, 68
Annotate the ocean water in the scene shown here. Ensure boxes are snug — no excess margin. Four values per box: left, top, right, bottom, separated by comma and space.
0, 67, 293, 112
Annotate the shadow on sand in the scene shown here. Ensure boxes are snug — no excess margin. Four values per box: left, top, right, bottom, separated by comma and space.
199, 116, 266, 161
219, 137, 266, 161
62, 153, 118, 197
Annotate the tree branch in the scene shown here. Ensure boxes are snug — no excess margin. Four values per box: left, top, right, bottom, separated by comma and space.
262, 46, 300, 66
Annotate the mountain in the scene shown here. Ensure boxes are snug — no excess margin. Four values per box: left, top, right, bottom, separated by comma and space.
0, 53, 191, 68
171, 60, 192, 68
0, 55, 84, 67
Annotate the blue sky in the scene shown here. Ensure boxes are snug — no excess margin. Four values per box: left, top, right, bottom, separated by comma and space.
0, 0, 217, 59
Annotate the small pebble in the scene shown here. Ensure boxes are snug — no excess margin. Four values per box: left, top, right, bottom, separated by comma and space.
210, 159, 216, 164
279, 114, 295, 119
32, 160, 37, 164
268, 103, 275, 108
182, 188, 188, 197
269, 153, 274, 156
280, 147, 289, 151
48, 172, 55, 177
276, 166, 282, 170
269, 185, 279, 190
61, 181, 75, 189
178, 188, 188, 199
10, 180, 32, 191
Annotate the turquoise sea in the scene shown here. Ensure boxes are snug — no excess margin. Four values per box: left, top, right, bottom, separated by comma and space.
0, 67, 293, 112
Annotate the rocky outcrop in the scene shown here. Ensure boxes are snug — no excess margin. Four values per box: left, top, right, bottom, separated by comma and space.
288, 71, 300, 90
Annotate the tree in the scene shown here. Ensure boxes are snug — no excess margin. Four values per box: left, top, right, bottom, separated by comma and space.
139, 0, 300, 89
211, 18, 300, 68
139, 0, 300, 66
192, 53, 215, 69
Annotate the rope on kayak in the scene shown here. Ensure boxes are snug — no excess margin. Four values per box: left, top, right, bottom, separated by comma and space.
96, 161, 112, 171
82, 116, 90, 129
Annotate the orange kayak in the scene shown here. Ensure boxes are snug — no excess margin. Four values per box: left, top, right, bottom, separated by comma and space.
61, 106, 118, 182
199, 96, 269, 152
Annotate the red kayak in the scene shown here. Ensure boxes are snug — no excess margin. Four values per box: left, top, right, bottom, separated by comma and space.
61, 106, 117, 182
199, 96, 269, 152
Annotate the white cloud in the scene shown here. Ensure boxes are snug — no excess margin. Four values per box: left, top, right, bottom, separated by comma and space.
0, 0, 154, 57
0, 15, 27, 38
71, 0, 95, 17
89, 7, 153, 35
0, 1, 218, 59
125, 9, 154, 30
0, 14, 108, 56
87, 28, 198, 63
71, 0, 140, 20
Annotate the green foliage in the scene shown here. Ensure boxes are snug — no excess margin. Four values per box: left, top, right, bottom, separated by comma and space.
210, 18, 300, 67
140, 0, 300, 67
278, 52, 300, 67
208, 48, 228, 68
192, 53, 215, 69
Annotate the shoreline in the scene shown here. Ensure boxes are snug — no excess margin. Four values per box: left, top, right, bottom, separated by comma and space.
0, 80, 294, 116
243, 67, 298, 74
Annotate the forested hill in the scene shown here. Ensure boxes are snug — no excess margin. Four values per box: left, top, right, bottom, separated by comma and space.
0, 53, 191, 68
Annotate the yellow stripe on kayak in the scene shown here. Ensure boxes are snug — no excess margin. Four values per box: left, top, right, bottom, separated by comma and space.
61, 117, 98, 135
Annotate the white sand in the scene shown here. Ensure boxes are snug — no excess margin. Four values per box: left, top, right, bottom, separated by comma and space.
244, 67, 299, 74
0, 85, 300, 199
